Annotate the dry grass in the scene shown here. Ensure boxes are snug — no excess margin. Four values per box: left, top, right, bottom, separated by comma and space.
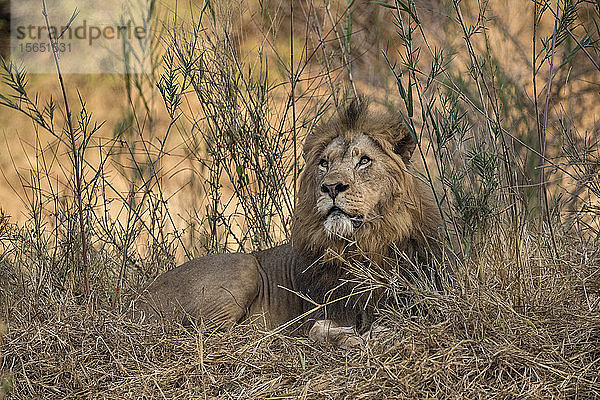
2, 226, 599, 399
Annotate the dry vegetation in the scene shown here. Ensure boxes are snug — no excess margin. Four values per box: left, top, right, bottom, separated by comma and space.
1, 0, 600, 398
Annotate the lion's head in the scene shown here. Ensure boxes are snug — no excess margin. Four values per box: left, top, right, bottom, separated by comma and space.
292, 99, 441, 261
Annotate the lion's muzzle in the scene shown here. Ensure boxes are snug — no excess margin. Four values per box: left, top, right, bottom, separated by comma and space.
323, 206, 363, 237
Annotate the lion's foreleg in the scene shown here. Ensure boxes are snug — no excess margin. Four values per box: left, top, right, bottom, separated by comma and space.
308, 319, 364, 348
308, 319, 390, 348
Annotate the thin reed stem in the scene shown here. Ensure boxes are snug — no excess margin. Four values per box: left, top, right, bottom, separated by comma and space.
41, 0, 90, 300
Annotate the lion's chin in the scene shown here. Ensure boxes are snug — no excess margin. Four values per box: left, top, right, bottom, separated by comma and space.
323, 209, 363, 238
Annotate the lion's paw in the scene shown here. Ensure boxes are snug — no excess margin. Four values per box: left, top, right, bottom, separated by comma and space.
308, 319, 364, 348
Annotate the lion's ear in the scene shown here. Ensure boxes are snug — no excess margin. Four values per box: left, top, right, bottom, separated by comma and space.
393, 126, 416, 163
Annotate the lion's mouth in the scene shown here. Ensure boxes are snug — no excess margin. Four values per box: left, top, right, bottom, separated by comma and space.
326, 206, 364, 228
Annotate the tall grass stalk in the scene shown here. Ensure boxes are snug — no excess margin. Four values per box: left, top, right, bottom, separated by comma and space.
42, 0, 90, 299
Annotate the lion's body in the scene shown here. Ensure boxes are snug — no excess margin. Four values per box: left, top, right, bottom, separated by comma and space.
144, 244, 303, 328
140, 99, 443, 338
142, 242, 373, 329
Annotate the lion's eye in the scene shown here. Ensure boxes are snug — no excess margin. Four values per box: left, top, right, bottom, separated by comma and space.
357, 156, 371, 167
319, 159, 329, 169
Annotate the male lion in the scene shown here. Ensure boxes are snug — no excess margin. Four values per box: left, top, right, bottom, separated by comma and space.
139, 99, 443, 345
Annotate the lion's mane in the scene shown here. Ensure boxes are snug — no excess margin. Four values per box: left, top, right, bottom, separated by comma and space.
290, 100, 443, 329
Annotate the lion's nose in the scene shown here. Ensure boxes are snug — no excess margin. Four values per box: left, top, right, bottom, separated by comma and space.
321, 181, 350, 199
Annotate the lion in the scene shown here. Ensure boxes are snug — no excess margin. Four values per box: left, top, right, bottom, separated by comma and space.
137, 98, 443, 345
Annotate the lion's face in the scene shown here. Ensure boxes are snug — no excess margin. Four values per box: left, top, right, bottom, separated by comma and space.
315, 134, 396, 238
292, 99, 433, 258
